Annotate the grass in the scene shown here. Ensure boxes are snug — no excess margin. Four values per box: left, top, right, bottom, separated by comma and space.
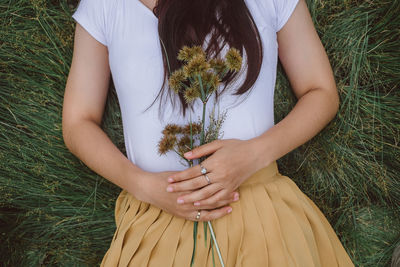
0, 0, 399, 266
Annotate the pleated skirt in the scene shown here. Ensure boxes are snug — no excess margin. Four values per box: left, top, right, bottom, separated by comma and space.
100, 161, 354, 267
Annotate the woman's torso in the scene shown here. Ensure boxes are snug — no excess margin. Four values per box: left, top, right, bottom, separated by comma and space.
103, 0, 280, 172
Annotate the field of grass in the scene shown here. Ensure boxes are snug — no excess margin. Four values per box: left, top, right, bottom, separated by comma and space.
0, 0, 399, 266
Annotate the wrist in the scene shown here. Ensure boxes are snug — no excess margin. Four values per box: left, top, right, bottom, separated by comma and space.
247, 135, 274, 171
123, 161, 149, 201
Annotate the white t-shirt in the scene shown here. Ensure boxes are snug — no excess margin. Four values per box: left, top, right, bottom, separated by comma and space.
72, 0, 299, 172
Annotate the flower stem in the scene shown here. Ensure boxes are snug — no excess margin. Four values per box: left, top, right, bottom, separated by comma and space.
200, 101, 206, 145
192, 72, 225, 267
208, 221, 225, 267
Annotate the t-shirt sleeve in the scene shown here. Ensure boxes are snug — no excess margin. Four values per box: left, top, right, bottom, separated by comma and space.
72, 0, 108, 46
273, 0, 300, 32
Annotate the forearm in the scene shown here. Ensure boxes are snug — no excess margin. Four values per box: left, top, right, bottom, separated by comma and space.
62, 119, 145, 196
249, 87, 339, 170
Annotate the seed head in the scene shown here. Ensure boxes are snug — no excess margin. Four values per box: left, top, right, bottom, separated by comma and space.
201, 71, 220, 94
183, 84, 201, 104
162, 123, 183, 135
177, 45, 206, 62
183, 122, 202, 135
225, 47, 242, 72
157, 134, 177, 155
169, 69, 186, 94
183, 53, 211, 78
177, 135, 192, 155
209, 58, 227, 77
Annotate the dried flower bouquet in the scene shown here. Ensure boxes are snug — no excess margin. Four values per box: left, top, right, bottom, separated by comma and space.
157, 44, 242, 267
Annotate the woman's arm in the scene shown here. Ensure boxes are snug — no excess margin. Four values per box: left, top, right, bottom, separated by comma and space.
250, 0, 339, 170
62, 23, 145, 197
165, 0, 339, 206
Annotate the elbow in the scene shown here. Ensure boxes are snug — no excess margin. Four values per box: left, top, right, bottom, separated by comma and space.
62, 118, 73, 152
328, 85, 340, 121
305, 84, 339, 122
62, 111, 78, 153
333, 85, 340, 114
62, 115, 98, 154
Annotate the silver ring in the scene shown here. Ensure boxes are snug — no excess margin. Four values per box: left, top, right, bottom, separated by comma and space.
200, 164, 207, 175
196, 210, 201, 220
204, 174, 211, 185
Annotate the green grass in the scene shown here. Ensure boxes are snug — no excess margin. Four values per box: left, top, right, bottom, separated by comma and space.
0, 0, 399, 266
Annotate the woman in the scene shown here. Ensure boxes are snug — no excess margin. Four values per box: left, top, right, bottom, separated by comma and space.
62, 0, 355, 266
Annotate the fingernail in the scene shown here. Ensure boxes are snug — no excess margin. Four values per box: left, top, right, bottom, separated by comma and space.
167, 177, 174, 183
194, 202, 200, 206
227, 207, 232, 213
184, 151, 192, 157
166, 186, 173, 192
234, 194, 239, 201
177, 198, 184, 204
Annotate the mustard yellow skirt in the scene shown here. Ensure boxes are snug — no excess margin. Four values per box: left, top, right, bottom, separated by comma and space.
100, 161, 354, 267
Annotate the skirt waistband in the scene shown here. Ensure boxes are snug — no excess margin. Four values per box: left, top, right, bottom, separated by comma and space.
241, 160, 281, 186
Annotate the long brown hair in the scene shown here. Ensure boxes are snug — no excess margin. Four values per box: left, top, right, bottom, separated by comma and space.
144, 0, 264, 118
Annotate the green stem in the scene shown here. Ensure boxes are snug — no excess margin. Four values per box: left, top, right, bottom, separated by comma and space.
191, 73, 225, 267
200, 101, 206, 145
189, 112, 193, 150
197, 73, 206, 102
211, 236, 215, 267
208, 221, 225, 267
196, 73, 207, 146
190, 221, 198, 267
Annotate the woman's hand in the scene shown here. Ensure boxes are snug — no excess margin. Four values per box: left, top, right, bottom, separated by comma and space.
132, 170, 236, 222
165, 139, 261, 208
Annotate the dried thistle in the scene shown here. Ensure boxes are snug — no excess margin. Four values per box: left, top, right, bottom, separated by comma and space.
209, 58, 227, 77
225, 47, 242, 72
183, 53, 211, 78
162, 123, 183, 135
182, 122, 202, 135
157, 134, 177, 155
183, 84, 201, 103
177, 45, 206, 62
168, 69, 186, 93
201, 71, 220, 94
177, 135, 192, 155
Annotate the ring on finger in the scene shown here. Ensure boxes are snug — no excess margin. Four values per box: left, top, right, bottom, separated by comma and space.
203, 174, 211, 185
200, 164, 207, 175
195, 210, 201, 220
